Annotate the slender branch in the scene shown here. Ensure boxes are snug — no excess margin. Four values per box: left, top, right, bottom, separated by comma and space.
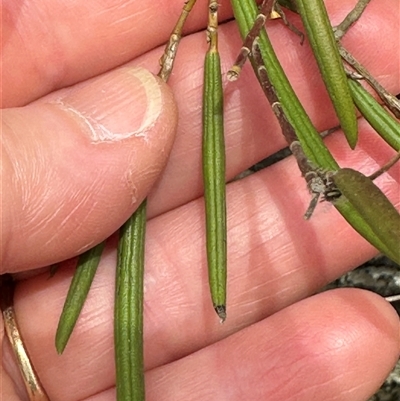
334, 0, 372, 40
251, 39, 336, 218
273, 2, 304, 42
228, 0, 276, 81
339, 44, 400, 118
368, 151, 400, 181
206, 0, 219, 52
158, 0, 198, 81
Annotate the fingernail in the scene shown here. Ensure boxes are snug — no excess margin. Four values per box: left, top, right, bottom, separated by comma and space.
57, 67, 162, 142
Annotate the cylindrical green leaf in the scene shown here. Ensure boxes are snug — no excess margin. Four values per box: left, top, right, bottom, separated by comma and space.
55, 241, 105, 354
231, 0, 397, 258
296, 0, 358, 148
203, 49, 227, 321
348, 79, 400, 151
114, 200, 146, 401
230, 0, 338, 170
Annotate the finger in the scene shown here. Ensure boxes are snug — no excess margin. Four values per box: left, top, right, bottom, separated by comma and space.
143, 290, 400, 401
1, 67, 178, 273
4, 0, 399, 220
2, 0, 234, 107
129, 1, 399, 217
3, 0, 400, 396
7, 288, 400, 400
0, 316, 22, 401
8, 125, 400, 399
3, 0, 396, 109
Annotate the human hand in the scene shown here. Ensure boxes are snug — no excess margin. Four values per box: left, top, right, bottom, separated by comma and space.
2, 1, 399, 400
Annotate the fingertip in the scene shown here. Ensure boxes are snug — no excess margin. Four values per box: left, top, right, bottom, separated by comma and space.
300, 288, 400, 398
224, 288, 400, 401
142, 287, 400, 401
1, 67, 178, 273
331, 288, 400, 348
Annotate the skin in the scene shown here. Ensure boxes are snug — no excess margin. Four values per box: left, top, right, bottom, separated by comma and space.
1, 0, 400, 400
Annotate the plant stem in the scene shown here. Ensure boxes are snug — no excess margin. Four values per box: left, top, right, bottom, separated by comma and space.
158, 0, 198, 81
334, 0, 372, 40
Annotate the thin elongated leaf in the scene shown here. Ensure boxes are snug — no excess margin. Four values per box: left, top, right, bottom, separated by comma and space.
114, 200, 146, 401
348, 79, 400, 151
203, 1, 227, 321
56, 241, 105, 354
231, 0, 399, 260
296, 0, 358, 148
230, 0, 338, 170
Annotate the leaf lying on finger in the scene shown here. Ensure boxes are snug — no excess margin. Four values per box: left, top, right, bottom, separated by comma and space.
55, 241, 105, 354
232, 0, 399, 262
230, 0, 338, 171
348, 78, 400, 151
296, 0, 358, 149
203, 1, 227, 321
114, 200, 146, 401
